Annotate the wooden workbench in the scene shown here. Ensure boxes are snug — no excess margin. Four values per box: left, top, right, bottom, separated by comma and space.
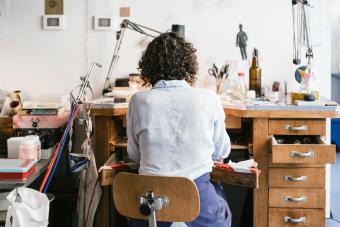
90, 104, 340, 227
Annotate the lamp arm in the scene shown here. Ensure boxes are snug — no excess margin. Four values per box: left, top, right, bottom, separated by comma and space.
122, 19, 162, 38
301, 3, 313, 64
103, 19, 162, 94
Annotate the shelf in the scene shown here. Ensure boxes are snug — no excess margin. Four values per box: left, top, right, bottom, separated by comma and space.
211, 167, 259, 188
231, 144, 248, 150
109, 137, 128, 148
100, 155, 258, 188
109, 139, 249, 152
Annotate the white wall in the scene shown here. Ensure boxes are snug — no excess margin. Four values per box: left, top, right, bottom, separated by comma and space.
331, 0, 340, 103
332, 0, 340, 74
0, 0, 332, 100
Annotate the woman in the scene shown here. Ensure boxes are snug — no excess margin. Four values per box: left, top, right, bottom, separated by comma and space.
127, 32, 231, 227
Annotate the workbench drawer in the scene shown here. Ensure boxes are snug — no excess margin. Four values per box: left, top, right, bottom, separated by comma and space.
269, 119, 326, 135
269, 188, 325, 208
271, 136, 336, 164
268, 208, 324, 227
269, 168, 325, 188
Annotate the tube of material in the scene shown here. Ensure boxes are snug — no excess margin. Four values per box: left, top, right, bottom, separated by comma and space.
0, 97, 11, 116
9, 100, 20, 116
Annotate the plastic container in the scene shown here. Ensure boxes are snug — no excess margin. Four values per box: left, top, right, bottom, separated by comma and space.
25, 135, 41, 160
18, 139, 40, 162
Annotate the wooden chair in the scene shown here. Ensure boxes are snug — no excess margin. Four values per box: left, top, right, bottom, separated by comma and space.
112, 172, 200, 227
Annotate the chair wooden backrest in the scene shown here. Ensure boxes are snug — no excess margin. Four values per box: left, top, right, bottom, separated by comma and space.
112, 172, 200, 222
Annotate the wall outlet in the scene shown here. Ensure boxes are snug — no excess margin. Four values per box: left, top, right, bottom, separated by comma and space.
42, 15, 65, 30
93, 16, 115, 31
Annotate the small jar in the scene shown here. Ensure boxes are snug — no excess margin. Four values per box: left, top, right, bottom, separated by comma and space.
25, 135, 41, 160
18, 139, 39, 162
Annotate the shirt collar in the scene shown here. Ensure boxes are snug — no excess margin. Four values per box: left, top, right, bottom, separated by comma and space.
153, 80, 190, 89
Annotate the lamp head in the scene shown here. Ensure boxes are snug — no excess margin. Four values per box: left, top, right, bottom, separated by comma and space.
171, 24, 185, 39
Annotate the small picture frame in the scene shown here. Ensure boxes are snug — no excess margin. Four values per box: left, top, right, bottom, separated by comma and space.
42, 15, 65, 30
93, 16, 115, 31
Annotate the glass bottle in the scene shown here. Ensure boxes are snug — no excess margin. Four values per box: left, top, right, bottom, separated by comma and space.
249, 48, 262, 97
235, 72, 247, 100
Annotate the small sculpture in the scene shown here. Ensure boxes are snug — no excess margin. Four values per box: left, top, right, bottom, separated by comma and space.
236, 24, 248, 60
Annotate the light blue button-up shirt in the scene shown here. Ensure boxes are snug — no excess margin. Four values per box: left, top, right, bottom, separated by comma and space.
127, 80, 231, 180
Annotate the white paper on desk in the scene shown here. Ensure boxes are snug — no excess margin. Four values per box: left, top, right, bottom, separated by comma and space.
5, 188, 49, 227
228, 159, 258, 169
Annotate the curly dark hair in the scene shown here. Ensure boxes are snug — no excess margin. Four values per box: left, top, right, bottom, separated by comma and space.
138, 32, 198, 86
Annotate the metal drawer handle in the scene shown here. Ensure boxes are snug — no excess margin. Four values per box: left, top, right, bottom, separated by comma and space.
284, 175, 307, 182
284, 196, 306, 202
285, 125, 308, 131
290, 151, 315, 157
284, 216, 306, 223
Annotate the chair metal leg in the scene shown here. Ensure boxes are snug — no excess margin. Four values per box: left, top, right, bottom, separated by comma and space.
148, 211, 157, 227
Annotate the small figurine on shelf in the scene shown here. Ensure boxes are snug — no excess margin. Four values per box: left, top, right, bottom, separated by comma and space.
236, 24, 248, 60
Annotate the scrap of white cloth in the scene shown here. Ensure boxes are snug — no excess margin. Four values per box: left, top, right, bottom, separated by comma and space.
5, 188, 49, 227
227, 159, 258, 173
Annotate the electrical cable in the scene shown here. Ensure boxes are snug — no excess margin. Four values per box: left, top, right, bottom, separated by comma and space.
38, 104, 78, 192
42, 104, 80, 193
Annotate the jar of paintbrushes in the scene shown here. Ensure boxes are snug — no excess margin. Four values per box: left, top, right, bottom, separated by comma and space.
208, 64, 230, 94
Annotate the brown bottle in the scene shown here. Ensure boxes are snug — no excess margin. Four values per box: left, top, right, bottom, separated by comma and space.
249, 48, 262, 97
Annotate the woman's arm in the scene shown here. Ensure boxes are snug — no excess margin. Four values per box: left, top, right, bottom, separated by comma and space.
212, 97, 231, 161
127, 96, 141, 162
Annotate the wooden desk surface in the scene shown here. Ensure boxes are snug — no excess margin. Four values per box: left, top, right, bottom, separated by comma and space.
90, 106, 340, 119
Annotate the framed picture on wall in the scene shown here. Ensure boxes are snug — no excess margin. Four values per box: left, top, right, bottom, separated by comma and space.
45, 0, 63, 15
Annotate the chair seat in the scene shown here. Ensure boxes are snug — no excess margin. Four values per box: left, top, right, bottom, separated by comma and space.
112, 173, 200, 222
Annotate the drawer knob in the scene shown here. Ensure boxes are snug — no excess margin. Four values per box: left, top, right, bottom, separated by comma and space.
285, 125, 308, 131
284, 216, 306, 223
284, 175, 307, 182
284, 196, 306, 202
290, 151, 315, 157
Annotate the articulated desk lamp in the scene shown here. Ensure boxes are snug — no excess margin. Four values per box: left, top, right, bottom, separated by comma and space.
292, 0, 313, 66
102, 19, 185, 95
291, 0, 316, 91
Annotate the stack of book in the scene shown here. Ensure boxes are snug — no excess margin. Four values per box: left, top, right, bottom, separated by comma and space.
0, 159, 36, 180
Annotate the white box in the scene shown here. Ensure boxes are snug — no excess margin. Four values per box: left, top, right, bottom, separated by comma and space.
7, 137, 25, 159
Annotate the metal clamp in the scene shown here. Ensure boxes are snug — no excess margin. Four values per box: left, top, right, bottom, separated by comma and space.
284, 216, 306, 223
290, 151, 315, 157
285, 125, 308, 131
139, 191, 169, 227
284, 176, 307, 182
284, 196, 306, 202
